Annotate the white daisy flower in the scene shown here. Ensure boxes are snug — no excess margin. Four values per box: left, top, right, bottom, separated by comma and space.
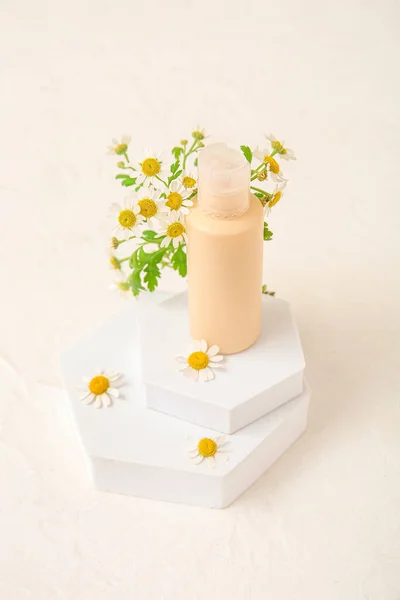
191, 125, 208, 141
109, 197, 145, 239
134, 186, 168, 229
253, 146, 287, 183
77, 369, 123, 408
135, 149, 169, 184
265, 134, 296, 161
109, 272, 130, 297
108, 250, 121, 271
266, 182, 287, 215
181, 170, 197, 189
159, 211, 188, 249
106, 135, 131, 156
165, 180, 194, 217
188, 435, 229, 468
175, 339, 224, 382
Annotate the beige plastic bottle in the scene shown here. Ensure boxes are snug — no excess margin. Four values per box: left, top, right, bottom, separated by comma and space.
185, 143, 264, 354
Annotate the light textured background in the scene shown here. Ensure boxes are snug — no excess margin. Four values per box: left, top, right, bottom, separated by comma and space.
1, 0, 400, 598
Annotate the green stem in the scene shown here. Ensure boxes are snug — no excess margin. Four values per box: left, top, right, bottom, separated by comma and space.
116, 235, 136, 246
251, 185, 271, 197
156, 175, 168, 187
250, 163, 265, 180
182, 140, 197, 169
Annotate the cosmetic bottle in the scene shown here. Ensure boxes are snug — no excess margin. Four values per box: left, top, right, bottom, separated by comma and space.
185, 143, 264, 354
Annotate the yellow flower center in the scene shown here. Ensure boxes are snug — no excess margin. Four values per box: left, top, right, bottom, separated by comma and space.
269, 191, 282, 207
182, 176, 196, 188
271, 140, 287, 155
192, 130, 205, 140
166, 192, 183, 210
117, 281, 130, 292
141, 158, 161, 177
167, 222, 185, 238
89, 375, 110, 395
263, 156, 280, 173
115, 143, 128, 155
138, 198, 158, 218
109, 256, 120, 270
118, 209, 137, 229
187, 351, 209, 370
198, 438, 217, 457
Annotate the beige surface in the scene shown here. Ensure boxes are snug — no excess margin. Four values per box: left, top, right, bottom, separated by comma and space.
1, 0, 400, 598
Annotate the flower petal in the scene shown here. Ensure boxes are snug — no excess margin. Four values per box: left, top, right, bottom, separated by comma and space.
83, 393, 96, 405
95, 396, 103, 409
184, 367, 198, 381
190, 340, 202, 352
192, 455, 204, 465
207, 345, 220, 357
103, 394, 112, 407
204, 367, 214, 381
210, 355, 223, 362
107, 387, 119, 398
199, 339, 208, 352
215, 435, 227, 446
208, 456, 217, 469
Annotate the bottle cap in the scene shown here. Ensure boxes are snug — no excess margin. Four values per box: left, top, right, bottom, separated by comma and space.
198, 143, 250, 217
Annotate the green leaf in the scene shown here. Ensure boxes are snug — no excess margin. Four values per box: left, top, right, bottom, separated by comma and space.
141, 230, 158, 241
254, 192, 264, 200
129, 248, 141, 269
264, 222, 274, 241
143, 261, 161, 292
115, 174, 137, 187
194, 158, 198, 167
240, 145, 253, 164
172, 146, 183, 160
167, 169, 183, 186
171, 245, 187, 278
130, 269, 144, 296
170, 160, 179, 174
122, 177, 136, 187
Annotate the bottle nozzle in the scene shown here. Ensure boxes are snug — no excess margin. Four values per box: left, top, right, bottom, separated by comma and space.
198, 143, 250, 217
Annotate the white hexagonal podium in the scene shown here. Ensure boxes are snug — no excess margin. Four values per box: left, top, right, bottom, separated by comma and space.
60, 293, 310, 508
140, 293, 305, 434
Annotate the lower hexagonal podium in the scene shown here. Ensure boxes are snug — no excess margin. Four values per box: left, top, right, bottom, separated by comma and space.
141, 293, 305, 434
61, 293, 310, 508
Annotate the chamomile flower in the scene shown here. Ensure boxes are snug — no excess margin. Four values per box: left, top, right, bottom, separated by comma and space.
265, 134, 296, 161
135, 149, 169, 184
107, 135, 131, 156
108, 251, 121, 271
109, 197, 145, 239
175, 339, 224, 382
181, 170, 197, 189
253, 147, 287, 183
266, 183, 287, 214
159, 211, 188, 249
135, 186, 168, 229
165, 181, 194, 217
188, 435, 229, 467
191, 125, 208, 141
109, 272, 130, 296
77, 369, 123, 408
